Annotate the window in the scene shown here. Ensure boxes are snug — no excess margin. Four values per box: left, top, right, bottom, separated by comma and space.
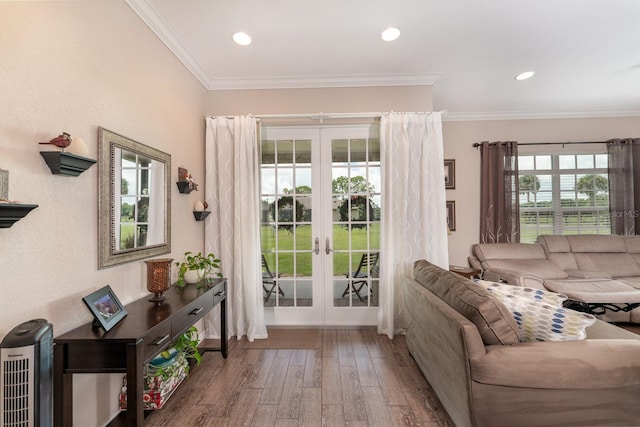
518, 153, 610, 243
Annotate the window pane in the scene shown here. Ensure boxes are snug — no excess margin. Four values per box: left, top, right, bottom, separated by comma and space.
519, 155, 534, 170
295, 140, 311, 164
559, 155, 575, 169
350, 139, 367, 163
577, 155, 594, 169
276, 140, 294, 164
595, 154, 608, 168
536, 155, 552, 170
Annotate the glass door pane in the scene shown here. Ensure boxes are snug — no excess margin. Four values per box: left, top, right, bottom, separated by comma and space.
260, 127, 323, 325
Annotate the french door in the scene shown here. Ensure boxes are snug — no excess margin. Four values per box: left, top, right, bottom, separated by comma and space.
260, 125, 381, 326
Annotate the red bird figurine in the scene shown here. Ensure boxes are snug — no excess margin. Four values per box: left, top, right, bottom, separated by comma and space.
39, 132, 72, 150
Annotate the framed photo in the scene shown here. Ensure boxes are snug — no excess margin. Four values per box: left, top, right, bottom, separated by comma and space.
446, 200, 456, 232
82, 285, 127, 331
444, 159, 455, 189
0, 169, 7, 200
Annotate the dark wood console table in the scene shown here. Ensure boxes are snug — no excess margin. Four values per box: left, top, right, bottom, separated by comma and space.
53, 279, 227, 427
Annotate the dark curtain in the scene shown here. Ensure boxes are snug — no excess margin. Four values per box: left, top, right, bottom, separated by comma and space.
479, 141, 520, 243
607, 138, 640, 235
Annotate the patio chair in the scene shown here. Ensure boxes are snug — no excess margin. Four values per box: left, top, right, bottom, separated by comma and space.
262, 254, 284, 302
343, 252, 379, 301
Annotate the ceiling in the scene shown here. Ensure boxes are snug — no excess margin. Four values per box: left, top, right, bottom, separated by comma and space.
126, 0, 640, 120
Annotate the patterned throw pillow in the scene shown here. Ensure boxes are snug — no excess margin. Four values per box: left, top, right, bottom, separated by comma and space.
475, 280, 596, 342
475, 280, 568, 307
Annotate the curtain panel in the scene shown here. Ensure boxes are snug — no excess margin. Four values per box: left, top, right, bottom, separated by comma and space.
204, 116, 268, 342
607, 138, 640, 235
379, 112, 448, 338
479, 141, 520, 243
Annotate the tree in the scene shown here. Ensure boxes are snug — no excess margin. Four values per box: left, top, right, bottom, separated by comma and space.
519, 175, 540, 204
332, 176, 374, 194
576, 174, 608, 202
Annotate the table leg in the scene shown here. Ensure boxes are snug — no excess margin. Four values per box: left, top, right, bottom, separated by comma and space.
125, 339, 144, 426
54, 343, 73, 427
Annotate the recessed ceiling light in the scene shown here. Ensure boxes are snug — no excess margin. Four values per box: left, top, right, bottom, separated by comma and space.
232, 32, 252, 46
515, 71, 535, 81
381, 27, 400, 42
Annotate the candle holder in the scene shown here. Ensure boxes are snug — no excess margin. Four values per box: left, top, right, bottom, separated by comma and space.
145, 258, 173, 302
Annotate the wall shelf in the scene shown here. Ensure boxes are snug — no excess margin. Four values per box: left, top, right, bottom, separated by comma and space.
40, 151, 96, 176
176, 181, 194, 194
0, 203, 38, 228
193, 210, 210, 221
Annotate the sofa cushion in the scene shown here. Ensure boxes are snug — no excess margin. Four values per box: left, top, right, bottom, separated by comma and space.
536, 235, 580, 271
544, 279, 640, 304
477, 281, 596, 342
623, 235, 640, 254
566, 234, 627, 253
413, 260, 520, 345
473, 243, 569, 280
573, 253, 640, 278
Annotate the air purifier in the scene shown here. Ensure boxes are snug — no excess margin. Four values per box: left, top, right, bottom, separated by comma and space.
1, 319, 53, 427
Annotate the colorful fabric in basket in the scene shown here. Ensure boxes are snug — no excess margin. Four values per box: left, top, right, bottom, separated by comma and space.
119, 351, 188, 410
475, 280, 596, 342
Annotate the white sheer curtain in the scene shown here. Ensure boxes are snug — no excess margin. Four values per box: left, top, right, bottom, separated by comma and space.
203, 116, 268, 342
378, 112, 449, 338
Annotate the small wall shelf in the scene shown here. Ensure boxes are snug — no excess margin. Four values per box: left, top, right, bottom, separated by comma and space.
0, 203, 38, 228
40, 152, 96, 176
193, 211, 210, 221
176, 181, 194, 194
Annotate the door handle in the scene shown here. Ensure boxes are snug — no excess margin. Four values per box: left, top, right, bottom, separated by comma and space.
314, 237, 320, 254
325, 237, 333, 255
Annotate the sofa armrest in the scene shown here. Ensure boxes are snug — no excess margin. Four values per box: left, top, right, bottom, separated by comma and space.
472, 339, 640, 389
482, 268, 546, 289
565, 269, 612, 279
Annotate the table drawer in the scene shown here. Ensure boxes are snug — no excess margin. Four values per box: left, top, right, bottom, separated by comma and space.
171, 291, 214, 337
142, 321, 172, 361
212, 281, 226, 306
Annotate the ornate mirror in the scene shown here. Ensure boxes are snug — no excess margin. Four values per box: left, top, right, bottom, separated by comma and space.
98, 127, 171, 269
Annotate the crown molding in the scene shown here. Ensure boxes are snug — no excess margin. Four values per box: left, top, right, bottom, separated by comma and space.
206, 73, 441, 90
125, 0, 210, 88
443, 109, 640, 121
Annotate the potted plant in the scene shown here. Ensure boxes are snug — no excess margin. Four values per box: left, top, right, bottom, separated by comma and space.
175, 251, 222, 287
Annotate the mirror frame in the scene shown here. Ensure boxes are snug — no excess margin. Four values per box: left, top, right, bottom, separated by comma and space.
98, 127, 171, 269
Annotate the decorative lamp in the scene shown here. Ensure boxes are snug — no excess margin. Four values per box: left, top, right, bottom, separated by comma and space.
145, 258, 173, 302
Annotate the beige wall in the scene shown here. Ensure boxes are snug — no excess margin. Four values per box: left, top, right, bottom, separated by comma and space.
207, 86, 433, 116
443, 116, 640, 266
0, 2, 207, 425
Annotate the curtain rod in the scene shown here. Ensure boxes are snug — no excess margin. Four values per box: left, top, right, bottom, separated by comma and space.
208, 111, 447, 122
472, 141, 607, 148
256, 112, 384, 120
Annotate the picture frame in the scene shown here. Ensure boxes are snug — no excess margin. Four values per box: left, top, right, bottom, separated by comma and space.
82, 285, 128, 331
0, 169, 7, 200
446, 200, 456, 232
444, 159, 455, 189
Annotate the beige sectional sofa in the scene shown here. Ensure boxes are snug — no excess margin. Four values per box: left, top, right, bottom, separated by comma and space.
404, 259, 640, 427
473, 235, 640, 322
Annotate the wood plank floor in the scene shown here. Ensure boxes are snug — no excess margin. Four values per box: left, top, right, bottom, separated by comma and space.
144, 328, 455, 427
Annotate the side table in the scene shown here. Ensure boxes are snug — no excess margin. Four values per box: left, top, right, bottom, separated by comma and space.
449, 265, 481, 280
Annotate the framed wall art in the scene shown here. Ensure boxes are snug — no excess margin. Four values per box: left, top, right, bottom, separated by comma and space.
446, 200, 456, 231
444, 159, 455, 189
82, 285, 128, 331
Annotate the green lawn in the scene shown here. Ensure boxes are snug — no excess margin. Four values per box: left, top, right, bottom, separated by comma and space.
261, 223, 380, 276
